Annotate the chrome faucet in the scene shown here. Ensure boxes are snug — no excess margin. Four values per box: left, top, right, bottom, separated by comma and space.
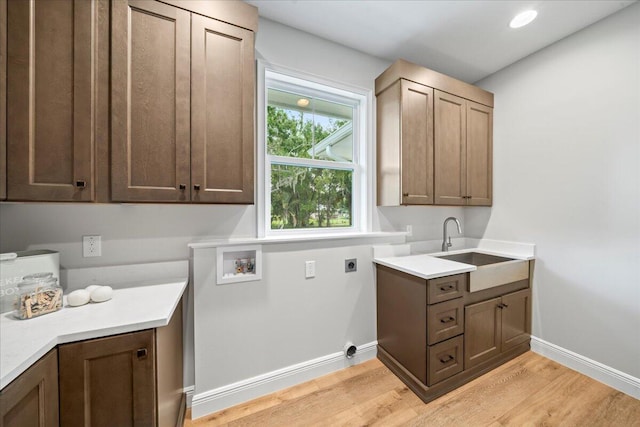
442, 217, 462, 252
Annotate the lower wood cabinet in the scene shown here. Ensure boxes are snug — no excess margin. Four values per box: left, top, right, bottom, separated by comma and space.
59, 301, 184, 427
376, 264, 532, 404
59, 330, 157, 427
0, 302, 183, 427
0, 349, 59, 427
464, 288, 531, 369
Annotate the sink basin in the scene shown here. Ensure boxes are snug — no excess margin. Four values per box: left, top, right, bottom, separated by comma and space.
435, 251, 529, 292
435, 252, 515, 266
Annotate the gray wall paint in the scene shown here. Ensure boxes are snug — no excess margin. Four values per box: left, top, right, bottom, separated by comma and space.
0, 204, 256, 268
468, 3, 640, 377
193, 241, 393, 393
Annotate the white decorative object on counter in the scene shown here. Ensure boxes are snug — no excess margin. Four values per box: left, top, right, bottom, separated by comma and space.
216, 245, 262, 284
85, 285, 101, 294
67, 290, 91, 307
90, 286, 113, 303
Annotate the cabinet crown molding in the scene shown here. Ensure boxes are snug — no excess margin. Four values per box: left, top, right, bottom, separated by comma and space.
375, 59, 494, 108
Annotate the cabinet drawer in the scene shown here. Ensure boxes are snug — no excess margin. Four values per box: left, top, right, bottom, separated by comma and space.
427, 335, 463, 386
428, 274, 466, 304
427, 298, 464, 345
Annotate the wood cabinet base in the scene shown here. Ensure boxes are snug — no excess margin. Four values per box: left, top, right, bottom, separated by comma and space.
377, 340, 530, 404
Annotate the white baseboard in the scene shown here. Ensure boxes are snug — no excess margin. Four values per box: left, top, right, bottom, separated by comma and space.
184, 385, 195, 408
531, 336, 640, 399
191, 341, 378, 419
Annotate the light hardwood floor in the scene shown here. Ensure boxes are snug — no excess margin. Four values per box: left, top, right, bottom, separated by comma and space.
185, 352, 640, 426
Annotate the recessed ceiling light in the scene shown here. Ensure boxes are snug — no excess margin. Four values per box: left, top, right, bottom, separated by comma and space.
297, 98, 310, 107
509, 10, 537, 29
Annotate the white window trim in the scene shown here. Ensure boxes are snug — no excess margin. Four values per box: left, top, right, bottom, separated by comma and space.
256, 60, 373, 238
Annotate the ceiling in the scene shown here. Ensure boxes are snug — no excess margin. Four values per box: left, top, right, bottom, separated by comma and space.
246, 0, 636, 83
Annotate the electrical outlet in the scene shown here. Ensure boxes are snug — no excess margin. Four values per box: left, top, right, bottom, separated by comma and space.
345, 258, 357, 273
83, 235, 102, 257
305, 260, 316, 278
406, 225, 413, 237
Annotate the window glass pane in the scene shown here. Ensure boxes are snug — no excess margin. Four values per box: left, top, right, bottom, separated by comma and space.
267, 88, 353, 162
271, 165, 352, 229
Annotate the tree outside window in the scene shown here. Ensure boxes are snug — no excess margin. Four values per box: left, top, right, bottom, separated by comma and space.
266, 86, 357, 230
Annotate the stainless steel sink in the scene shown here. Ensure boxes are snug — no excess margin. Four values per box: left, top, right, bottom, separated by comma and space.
435, 251, 529, 292
435, 252, 515, 266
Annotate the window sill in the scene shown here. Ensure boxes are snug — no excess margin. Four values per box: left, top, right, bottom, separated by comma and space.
188, 231, 407, 249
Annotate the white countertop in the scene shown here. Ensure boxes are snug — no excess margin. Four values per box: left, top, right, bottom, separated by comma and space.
374, 253, 476, 279
373, 239, 535, 280
0, 278, 188, 390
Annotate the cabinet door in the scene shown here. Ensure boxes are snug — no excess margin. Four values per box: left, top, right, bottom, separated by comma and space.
0, 349, 59, 427
0, 0, 6, 200
6, 0, 95, 201
464, 297, 501, 369
111, 0, 191, 202
466, 101, 492, 206
501, 288, 531, 351
191, 14, 255, 204
400, 80, 433, 205
434, 90, 466, 205
59, 330, 156, 427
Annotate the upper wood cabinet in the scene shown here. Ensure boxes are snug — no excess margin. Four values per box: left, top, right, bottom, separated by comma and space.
111, 0, 191, 202
377, 79, 434, 206
434, 90, 466, 205
5, 0, 97, 202
434, 91, 492, 205
191, 14, 255, 204
111, 0, 256, 204
0, 0, 6, 201
465, 101, 493, 206
1, 0, 256, 204
376, 59, 493, 206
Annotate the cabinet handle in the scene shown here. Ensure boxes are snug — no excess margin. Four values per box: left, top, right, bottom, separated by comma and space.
497, 303, 508, 309
136, 348, 148, 359
75, 180, 86, 188
179, 184, 186, 190
194, 184, 201, 191
440, 316, 455, 324
502, 303, 509, 308
439, 355, 454, 364
402, 193, 409, 197
439, 284, 455, 291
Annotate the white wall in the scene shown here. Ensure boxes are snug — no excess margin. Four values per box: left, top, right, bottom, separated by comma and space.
191, 238, 403, 415
468, 3, 640, 378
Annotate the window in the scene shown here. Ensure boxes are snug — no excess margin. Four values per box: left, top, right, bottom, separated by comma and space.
260, 68, 369, 235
